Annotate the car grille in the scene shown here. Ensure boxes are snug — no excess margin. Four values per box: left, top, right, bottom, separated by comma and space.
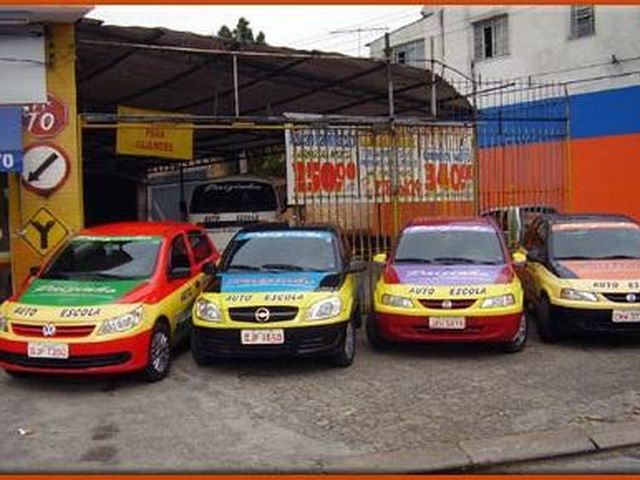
228, 306, 299, 323
601, 292, 640, 303
419, 299, 476, 309
0, 351, 130, 369
11, 323, 95, 338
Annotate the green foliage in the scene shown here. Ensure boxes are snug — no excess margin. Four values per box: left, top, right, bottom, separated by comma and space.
248, 150, 285, 178
217, 17, 266, 45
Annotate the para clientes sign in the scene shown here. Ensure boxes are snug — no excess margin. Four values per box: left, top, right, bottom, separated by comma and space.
0, 107, 23, 173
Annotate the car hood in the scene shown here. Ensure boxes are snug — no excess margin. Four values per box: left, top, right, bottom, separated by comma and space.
391, 264, 511, 285
219, 272, 330, 293
557, 259, 640, 280
18, 278, 146, 306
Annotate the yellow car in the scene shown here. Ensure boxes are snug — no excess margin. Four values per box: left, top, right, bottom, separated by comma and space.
191, 224, 365, 367
518, 214, 640, 342
368, 217, 527, 352
0, 222, 219, 381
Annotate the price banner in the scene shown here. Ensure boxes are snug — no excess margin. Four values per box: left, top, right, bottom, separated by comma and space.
285, 125, 475, 204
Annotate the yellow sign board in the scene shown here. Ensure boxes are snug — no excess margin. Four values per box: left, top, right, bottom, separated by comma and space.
22, 207, 69, 256
116, 106, 193, 161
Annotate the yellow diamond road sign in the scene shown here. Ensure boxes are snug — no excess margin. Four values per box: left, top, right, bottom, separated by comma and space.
22, 207, 70, 257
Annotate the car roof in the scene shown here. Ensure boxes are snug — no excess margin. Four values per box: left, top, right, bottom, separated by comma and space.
404, 216, 497, 229
237, 223, 340, 236
543, 213, 636, 226
78, 221, 201, 238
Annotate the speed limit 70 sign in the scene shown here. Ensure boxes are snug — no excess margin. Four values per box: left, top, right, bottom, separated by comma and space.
23, 94, 68, 138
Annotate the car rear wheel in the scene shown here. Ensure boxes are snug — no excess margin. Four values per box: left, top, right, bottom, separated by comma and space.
366, 313, 391, 351
329, 321, 356, 368
190, 330, 212, 366
537, 295, 562, 343
143, 321, 172, 382
501, 314, 528, 353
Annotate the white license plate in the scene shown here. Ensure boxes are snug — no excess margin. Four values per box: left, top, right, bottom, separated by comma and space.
428, 317, 466, 330
27, 342, 69, 359
241, 329, 285, 345
612, 310, 640, 323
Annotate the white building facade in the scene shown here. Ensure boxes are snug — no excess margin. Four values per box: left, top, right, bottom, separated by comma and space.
369, 5, 640, 221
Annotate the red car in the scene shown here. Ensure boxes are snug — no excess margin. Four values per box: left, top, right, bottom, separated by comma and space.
0, 222, 219, 381
368, 217, 528, 352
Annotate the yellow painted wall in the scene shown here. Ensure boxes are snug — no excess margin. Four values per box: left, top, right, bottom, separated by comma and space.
8, 23, 83, 291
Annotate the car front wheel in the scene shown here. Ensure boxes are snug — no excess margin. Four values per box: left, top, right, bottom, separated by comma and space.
537, 295, 562, 343
143, 321, 172, 382
501, 314, 528, 353
329, 321, 356, 367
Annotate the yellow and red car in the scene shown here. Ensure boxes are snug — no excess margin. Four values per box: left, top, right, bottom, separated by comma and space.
191, 224, 365, 367
368, 217, 527, 352
518, 214, 640, 341
0, 222, 219, 381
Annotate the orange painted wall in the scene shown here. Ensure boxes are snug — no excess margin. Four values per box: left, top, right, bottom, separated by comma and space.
569, 132, 640, 222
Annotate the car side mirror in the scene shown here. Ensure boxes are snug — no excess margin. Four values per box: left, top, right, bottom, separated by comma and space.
168, 266, 191, 280
511, 251, 526, 267
202, 261, 218, 275
348, 260, 367, 273
372, 253, 387, 265
29, 266, 40, 277
526, 249, 544, 264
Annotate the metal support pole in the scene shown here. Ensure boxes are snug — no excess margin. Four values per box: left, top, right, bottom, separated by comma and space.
233, 54, 240, 118
430, 36, 437, 119
470, 61, 481, 215
178, 165, 187, 221
384, 33, 394, 118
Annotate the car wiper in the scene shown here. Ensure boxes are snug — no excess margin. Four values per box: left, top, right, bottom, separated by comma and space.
90, 272, 136, 280
432, 257, 477, 264
261, 263, 304, 271
226, 264, 261, 271
394, 257, 433, 264
598, 255, 640, 260
555, 255, 597, 260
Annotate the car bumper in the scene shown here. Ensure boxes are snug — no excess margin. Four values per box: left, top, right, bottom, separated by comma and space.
0, 330, 152, 375
192, 323, 347, 358
375, 312, 522, 343
552, 305, 640, 336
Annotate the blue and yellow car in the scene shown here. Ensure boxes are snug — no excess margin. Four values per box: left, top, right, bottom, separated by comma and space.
518, 214, 640, 341
190, 224, 365, 367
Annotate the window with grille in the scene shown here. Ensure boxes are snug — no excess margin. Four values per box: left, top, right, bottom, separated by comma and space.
473, 15, 509, 61
570, 5, 595, 38
393, 39, 425, 68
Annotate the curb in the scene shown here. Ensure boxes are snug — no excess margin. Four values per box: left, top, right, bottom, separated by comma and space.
319, 420, 640, 473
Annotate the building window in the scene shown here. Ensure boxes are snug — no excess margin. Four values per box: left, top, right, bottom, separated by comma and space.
392, 39, 425, 68
473, 15, 509, 61
570, 6, 595, 38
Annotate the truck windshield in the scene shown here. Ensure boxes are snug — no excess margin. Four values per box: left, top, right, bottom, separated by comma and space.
190, 181, 278, 214
394, 228, 506, 265
222, 232, 338, 272
552, 226, 640, 260
41, 236, 162, 280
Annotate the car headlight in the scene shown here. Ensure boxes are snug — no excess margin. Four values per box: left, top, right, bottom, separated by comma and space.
0, 312, 6, 332
195, 298, 222, 322
481, 294, 516, 309
308, 297, 342, 321
381, 294, 414, 309
560, 288, 598, 302
97, 306, 143, 336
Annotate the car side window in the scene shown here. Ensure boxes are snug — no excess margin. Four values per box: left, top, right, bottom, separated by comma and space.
187, 231, 213, 263
169, 235, 191, 273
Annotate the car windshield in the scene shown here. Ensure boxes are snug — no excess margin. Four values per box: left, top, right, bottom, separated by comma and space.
552, 226, 640, 260
41, 236, 162, 280
190, 180, 278, 214
394, 227, 506, 265
222, 232, 338, 272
